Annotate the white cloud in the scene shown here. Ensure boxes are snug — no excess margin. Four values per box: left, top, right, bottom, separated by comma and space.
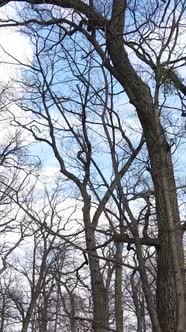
0, 28, 33, 82
0, 3, 33, 83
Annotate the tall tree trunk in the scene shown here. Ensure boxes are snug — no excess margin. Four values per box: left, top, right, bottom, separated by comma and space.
0, 295, 5, 332
21, 279, 44, 332
83, 199, 109, 332
21, 294, 38, 332
115, 242, 124, 332
69, 293, 76, 332
106, 1, 185, 331
131, 274, 143, 332
39, 287, 48, 332
131, 274, 147, 332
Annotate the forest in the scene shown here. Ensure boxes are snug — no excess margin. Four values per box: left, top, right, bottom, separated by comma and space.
0, 1, 185, 331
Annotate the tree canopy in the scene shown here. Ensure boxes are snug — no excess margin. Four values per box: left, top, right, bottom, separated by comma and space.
0, 1, 186, 332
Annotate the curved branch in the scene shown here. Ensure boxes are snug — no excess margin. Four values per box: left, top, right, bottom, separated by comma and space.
0, 0, 107, 29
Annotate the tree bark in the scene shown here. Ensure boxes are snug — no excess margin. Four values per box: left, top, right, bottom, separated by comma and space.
39, 287, 48, 332
83, 199, 109, 332
131, 274, 143, 332
115, 242, 124, 332
105, 1, 185, 331
69, 293, 76, 332
0, 294, 6, 332
21, 293, 39, 332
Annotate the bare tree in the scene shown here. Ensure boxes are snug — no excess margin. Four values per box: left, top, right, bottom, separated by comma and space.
0, 1, 186, 332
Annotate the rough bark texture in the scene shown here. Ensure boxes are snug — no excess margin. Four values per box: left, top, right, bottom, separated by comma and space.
83, 199, 109, 332
105, 1, 185, 331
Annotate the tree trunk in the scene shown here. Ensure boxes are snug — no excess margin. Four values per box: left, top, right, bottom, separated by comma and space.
39, 288, 48, 332
69, 293, 76, 332
115, 242, 124, 332
21, 284, 42, 332
83, 199, 109, 332
106, 1, 185, 331
0, 295, 6, 332
131, 274, 147, 332
21, 296, 37, 332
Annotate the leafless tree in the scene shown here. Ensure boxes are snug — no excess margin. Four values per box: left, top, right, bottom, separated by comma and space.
0, 1, 186, 332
